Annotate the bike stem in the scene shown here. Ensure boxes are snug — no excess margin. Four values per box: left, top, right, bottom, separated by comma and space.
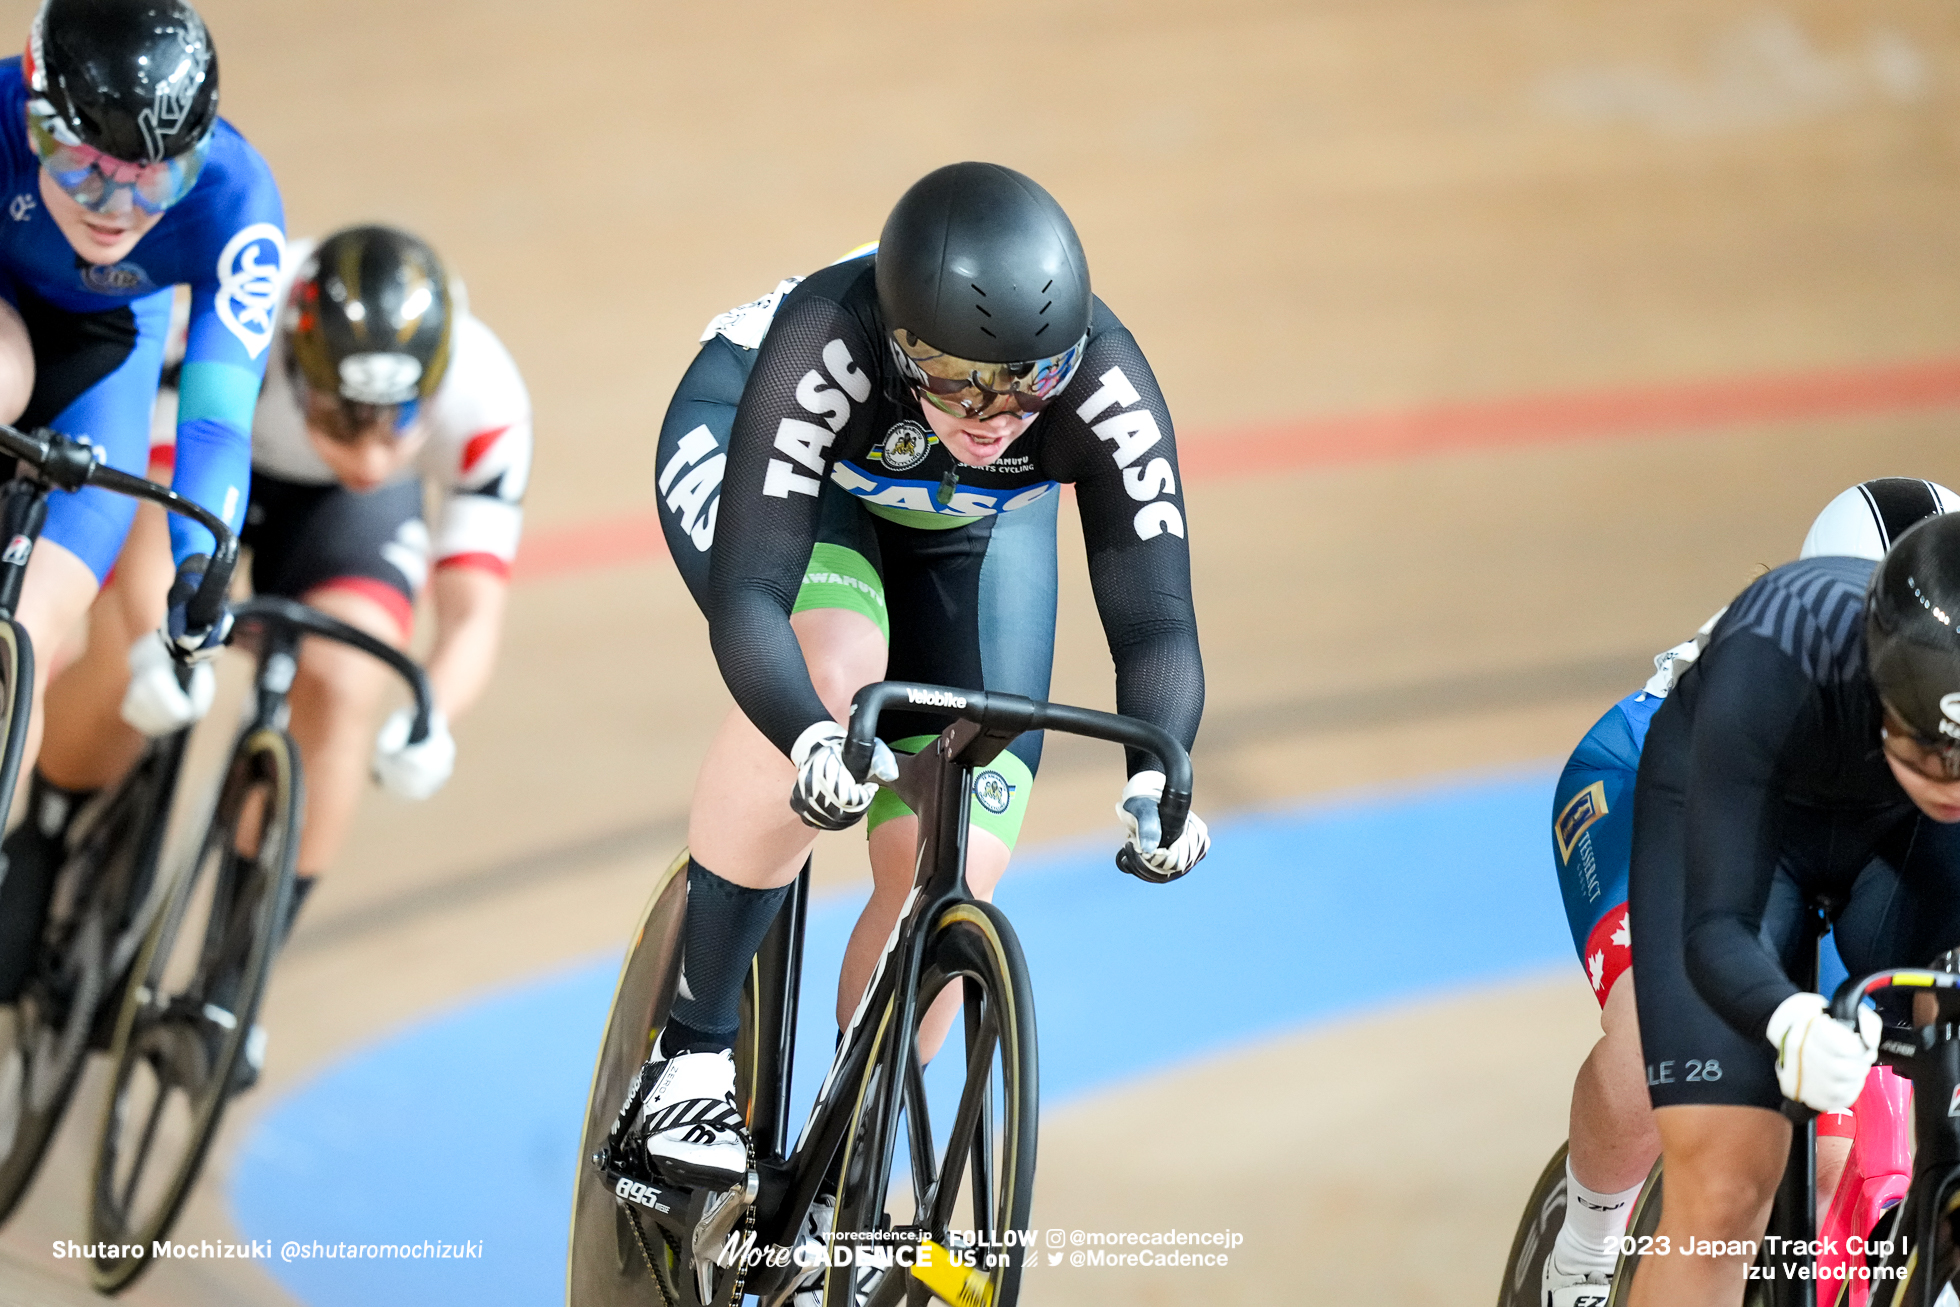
248, 621, 302, 733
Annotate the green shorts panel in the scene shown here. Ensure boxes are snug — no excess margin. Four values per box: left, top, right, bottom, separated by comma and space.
791, 541, 889, 642
865, 735, 1035, 851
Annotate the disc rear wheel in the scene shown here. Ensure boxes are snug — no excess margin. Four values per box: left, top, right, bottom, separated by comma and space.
567, 850, 694, 1307
1496, 1144, 1570, 1307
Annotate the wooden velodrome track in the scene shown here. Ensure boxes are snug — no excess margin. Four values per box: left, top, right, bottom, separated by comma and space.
1, 0, 1959, 1302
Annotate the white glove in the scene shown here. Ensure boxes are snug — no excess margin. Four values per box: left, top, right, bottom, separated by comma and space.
372, 706, 455, 801
1767, 992, 1880, 1112
789, 721, 897, 831
1117, 769, 1211, 880
120, 632, 215, 737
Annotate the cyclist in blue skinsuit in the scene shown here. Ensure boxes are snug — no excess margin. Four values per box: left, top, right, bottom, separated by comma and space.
1537, 478, 1960, 1307
0, 0, 283, 998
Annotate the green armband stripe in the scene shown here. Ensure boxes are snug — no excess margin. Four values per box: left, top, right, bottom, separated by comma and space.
792, 542, 889, 643
176, 361, 263, 431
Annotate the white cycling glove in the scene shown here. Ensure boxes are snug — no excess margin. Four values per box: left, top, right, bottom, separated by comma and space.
1117, 769, 1211, 880
789, 721, 897, 831
1767, 991, 1880, 1113
372, 706, 455, 801
120, 632, 215, 737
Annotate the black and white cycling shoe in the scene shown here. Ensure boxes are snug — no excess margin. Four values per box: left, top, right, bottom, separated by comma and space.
785, 1194, 835, 1306
1541, 1250, 1610, 1307
637, 1049, 749, 1189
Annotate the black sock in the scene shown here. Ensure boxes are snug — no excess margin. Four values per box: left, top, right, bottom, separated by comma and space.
659, 857, 788, 1057
0, 771, 91, 1002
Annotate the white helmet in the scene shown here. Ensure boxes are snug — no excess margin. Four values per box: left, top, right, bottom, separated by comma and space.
1800, 479, 1960, 561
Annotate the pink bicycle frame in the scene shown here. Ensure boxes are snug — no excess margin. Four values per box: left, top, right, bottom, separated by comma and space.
1815, 1066, 1913, 1307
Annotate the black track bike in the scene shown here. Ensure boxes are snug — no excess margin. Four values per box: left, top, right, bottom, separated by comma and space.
567, 680, 1195, 1307
84, 594, 433, 1293
0, 422, 235, 1229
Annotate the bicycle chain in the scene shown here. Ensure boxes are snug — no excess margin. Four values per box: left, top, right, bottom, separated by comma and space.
623, 1202, 671, 1307
618, 1128, 759, 1307
719, 1130, 758, 1307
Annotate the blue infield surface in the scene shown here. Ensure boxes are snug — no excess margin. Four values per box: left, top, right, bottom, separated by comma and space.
229, 764, 1572, 1306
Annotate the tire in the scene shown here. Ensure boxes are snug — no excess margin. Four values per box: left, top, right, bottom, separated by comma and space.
0, 732, 183, 1227
0, 616, 33, 830
1604, 1159, 1663, 1307
1498, 1144, 1570, 1307
825, 901, 1039, 1307
86, 727, 300, 1294
566, 849, 695, 1307
1871, 1184, 1960, 1307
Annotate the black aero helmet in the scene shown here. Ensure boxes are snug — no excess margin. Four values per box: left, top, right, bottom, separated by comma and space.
26, 0, 218, 164
877, 163, 1091, 419
1868, 513, 1960, 761
288, 226, 453, 409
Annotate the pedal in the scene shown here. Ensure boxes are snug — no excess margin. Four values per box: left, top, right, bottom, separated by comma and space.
593, 1118, 690, 1220
690, 1167, 759, 1275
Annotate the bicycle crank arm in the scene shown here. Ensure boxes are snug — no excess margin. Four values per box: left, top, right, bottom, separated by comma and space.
911, 1239, 995, 1307
600, 1166, 690, 1222
691, 1169, 759, 1283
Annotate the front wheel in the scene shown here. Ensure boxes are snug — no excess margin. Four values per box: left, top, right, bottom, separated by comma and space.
86, 727, 300, 1294
1866, 1180, 1960, 1307
0, 729, 183, 1228
828, 901, 1039, 1307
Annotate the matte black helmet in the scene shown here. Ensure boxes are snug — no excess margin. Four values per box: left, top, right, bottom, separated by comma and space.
875, 162, 1091, 365
1867, 513, 1960, 763
288, 226, 453, 408
26, 0, 218, 164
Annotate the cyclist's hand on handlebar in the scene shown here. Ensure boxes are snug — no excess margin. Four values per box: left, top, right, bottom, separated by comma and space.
1117, 769, 1210, 881
372, 706, 455, 800
789, 721, 897, 831
163, 554, 231, 663
1767, 991, 1879, 1113
120, 632, 215, 736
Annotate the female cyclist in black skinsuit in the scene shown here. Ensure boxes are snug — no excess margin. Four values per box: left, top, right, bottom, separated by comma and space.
1627, 513, 1960, 1307
624, 162, 1212, 1189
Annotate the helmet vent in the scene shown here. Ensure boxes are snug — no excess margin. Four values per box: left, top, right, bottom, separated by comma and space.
1041, 280, 1053, 293
1034, 323, 1049, 337
970, 284, 986, 296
